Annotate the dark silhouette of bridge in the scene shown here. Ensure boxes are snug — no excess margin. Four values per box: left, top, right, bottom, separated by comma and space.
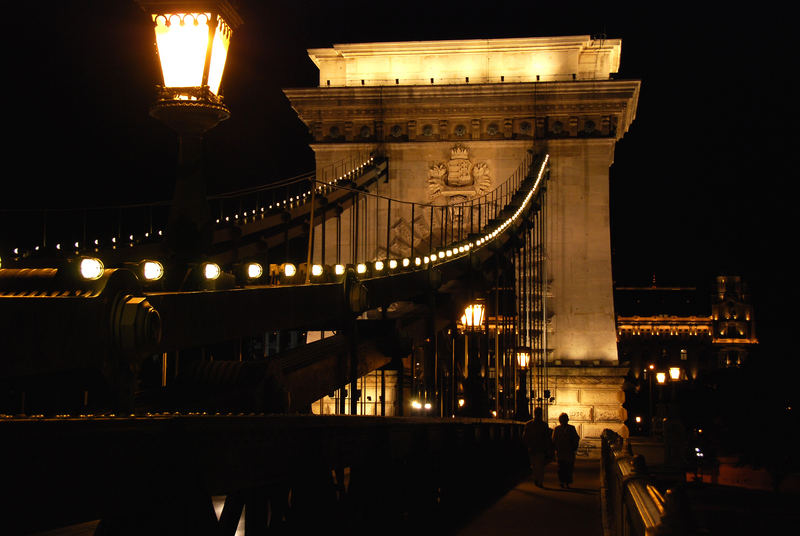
1, 149, 557, 533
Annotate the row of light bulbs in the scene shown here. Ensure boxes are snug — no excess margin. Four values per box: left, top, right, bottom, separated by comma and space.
44, 155, 548, 288
215, 156, 375, 224
4, 155, 375, 263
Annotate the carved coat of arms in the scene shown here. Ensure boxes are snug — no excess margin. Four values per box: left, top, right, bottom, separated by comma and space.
428, 145, 492, 204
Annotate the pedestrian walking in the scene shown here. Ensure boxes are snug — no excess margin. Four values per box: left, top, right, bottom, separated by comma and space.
552, 412, 580, 488
523, 407, 553, 487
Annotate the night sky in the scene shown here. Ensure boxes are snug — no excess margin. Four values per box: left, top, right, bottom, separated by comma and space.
3, 2, 797, 376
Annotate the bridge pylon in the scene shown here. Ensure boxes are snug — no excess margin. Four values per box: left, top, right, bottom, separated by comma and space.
286, 36, 640, 446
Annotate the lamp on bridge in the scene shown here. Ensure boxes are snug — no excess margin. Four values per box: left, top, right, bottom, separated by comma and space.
515, 347, 532, 421
668, 366, 681, 381
460, 298, 486, 333
460, 298, 487, 416
137, 1, 243, 283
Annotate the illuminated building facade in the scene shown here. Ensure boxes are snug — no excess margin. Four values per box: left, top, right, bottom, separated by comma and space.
616, 275, 757, 381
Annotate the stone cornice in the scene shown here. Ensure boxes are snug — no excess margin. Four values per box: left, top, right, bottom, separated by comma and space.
284, 79, 640, 139
307, 36, 622, 86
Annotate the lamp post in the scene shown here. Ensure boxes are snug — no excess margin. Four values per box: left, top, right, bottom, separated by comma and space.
515, 347, 531, 421
647, 363, 655, 435
460, 298, 486, 416
137, 1, 242, 280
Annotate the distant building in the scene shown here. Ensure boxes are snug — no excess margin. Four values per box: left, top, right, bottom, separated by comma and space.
615, 276, 757, 381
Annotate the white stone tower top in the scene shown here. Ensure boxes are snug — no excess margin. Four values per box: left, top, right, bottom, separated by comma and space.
308, 35, 622, 87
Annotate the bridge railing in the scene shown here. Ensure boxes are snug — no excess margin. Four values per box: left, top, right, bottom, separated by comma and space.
3, 414, 530, 534
600, 429, 695, 536
307, 149, 539, 264
0, 151, 374, 258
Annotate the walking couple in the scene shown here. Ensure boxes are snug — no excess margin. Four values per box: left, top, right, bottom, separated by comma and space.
523, 408, 580, 488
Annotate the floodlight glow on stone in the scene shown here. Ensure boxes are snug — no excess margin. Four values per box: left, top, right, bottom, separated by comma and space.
80, 258, 104, 280
204, 263, 221, 280
246, 263, 263, 279
142, 261, 164, 281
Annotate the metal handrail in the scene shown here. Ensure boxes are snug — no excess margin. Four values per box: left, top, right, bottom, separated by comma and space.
601, 429, 678, 536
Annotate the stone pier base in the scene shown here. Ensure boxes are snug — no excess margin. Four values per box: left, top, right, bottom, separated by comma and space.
544, 365, 628, 458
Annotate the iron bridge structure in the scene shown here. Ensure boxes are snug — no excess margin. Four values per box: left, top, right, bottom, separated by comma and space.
1, 150, 552, 534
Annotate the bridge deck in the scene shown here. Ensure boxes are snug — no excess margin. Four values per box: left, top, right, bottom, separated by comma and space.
457, 459, 602, 536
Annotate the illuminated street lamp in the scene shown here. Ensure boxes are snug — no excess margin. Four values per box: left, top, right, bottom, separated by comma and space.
656, 371, 667, 384
516, 347, 532, 421
516, 347, 531, 369
136, 1, 243, 280
461, 298, 486, 332
459, 298, 486, 416
138, 0, 242, 102
669, 366, 681, 381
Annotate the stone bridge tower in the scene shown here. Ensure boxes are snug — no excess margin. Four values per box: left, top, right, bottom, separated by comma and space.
285, 36, 640, 442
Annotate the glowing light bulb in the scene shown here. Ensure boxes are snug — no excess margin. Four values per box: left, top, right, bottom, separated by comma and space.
246, 263, 263, 279
80, 258, 104, 280
204, 263, 221, 280
142, 261, 164, 281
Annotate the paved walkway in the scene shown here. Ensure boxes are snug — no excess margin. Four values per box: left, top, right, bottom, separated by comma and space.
457, 459, 603, 536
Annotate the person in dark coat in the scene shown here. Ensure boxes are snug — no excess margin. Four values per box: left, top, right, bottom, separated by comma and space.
523, 407, 553, 487
552, 412, 580, 488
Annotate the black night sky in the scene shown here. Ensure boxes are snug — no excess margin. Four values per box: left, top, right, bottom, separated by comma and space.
3, 2, 798, 381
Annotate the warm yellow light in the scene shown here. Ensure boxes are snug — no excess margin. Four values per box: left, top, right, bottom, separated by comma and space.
458, 398, 465, 408
356, 263, 367, 274
461, 299, 486, 331
80, 258, 104, 280
635, 416, 642, 423
204, 262, 221, 280
402, 258, 410, 267
516, 348, 530, 368
388, 259, 398, 269
415, 257, 422, 266
154, 13, 211, 89
334, 264, 345, 275
311, 264, 324, 277
374, 261, 384, 271
246, 262, 263, 279
283, 263, 297, 278
656, 372, 666, 384
206, 16, 231, 95
424, 402, 432, 410
142, 260, 164, 281
150, 10, 233, 96
411, 400, 422, 409
669, 367, 681, 381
